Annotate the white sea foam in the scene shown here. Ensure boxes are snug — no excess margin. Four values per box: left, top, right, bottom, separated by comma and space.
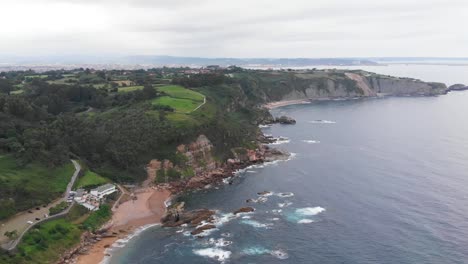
308, 120, 336, 124
259, 124, 272, 128
242, 246, 271, 255
302, 140, 321, 144
276, 192, 295, 198
278, 202, 293, 208
296, 207, 326, 216
271, 249, 289, 259
271, 209, 283, 214
240, 219, 273, 229
268, 217, 280, 221
101, 223, 161, 264
242, 246, 289, 259
258, 191, 273, 197
269, 137, 290, 145
193, 248, 232, 263
298, 219, 314, 224
234, 153, 297, 176
207, 238, 233, 247
241, 215, 252, 219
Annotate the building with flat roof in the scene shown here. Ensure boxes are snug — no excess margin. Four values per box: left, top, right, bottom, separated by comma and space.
90, 183, 116, 199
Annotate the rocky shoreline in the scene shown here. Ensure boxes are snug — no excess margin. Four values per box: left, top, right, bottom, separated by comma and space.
165, 142, 291, 194
58, 117, 293, 263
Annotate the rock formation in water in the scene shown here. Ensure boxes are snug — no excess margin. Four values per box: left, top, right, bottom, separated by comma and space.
447, 84, 468, 92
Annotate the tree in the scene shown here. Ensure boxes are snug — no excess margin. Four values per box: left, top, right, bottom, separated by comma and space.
142, 84, 156, 99
0, 79, 13, 95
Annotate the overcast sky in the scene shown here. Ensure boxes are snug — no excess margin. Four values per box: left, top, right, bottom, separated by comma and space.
1, 0, 467, 58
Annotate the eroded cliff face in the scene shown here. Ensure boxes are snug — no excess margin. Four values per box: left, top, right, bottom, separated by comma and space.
368, 76, 446, 96
249, 70, 447, 103
177, 135, 217, 176
146, 135, 219, 185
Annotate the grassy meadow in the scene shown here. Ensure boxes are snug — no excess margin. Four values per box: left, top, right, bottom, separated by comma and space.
0, 155, 75, 220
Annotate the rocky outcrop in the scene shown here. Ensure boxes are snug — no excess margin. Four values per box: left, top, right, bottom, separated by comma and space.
447, 84, 468, 92
177, 135, 217, 175
233, 207, 255, 214
161, 208, 215, 227
191, 224, 216, 235
265, 116, 296, 125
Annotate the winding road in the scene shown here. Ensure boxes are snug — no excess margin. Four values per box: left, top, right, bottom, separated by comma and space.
0, 160, 81, 251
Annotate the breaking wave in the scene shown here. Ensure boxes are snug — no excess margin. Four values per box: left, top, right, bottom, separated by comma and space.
298, 219, 314, 224
193, 248, 232, 263
240, 219, 274, 229
242, 246, 289, 259
296, 207, 326, 216
302, 140, 320, 144
269, 137, 290, 145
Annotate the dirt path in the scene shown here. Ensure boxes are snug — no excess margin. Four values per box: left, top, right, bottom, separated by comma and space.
189, 96, 206, 113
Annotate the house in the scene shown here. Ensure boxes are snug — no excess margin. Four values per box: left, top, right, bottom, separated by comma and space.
90, 183, 116, 199
74, 189, 86, 203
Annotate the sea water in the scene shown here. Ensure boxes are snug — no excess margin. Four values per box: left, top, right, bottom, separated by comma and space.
109, 67, 468, 264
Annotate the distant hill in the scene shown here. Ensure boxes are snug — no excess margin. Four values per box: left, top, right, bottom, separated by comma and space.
0, 55, 379, 67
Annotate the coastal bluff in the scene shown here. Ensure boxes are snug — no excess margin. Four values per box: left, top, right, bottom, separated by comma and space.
236, 69, 447, 105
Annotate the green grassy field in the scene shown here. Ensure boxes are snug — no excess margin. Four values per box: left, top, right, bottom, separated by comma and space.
152, 96, 202, 113
152, 85, 205, 113
24, 75, 48, 79
74, 170, 109, 190
0, 155, 75, 220
13, 219, 81, 264
118, 85, 144, 92
158, 85, 204, 101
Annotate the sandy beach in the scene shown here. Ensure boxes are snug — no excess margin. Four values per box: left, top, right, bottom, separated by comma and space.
263, 99, 311, 109
75, 188, 171, 264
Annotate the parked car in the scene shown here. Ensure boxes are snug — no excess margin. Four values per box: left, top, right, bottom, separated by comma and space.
27, 221, 33, 225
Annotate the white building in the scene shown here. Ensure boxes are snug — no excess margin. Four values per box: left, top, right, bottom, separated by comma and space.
74, 189, 86, 203
90, 183, 116, 199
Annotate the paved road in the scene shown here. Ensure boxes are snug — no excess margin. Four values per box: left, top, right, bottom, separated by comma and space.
0, 160, 81, 250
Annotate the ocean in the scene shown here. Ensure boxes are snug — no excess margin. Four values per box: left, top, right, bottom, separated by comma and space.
108, 65, 468, 264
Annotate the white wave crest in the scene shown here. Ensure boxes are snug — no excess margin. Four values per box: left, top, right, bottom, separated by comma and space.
278, 202, 293, 208
240, 219, 273, 229
308, 120, 336, 124
193, 248, 232, 263
302, 140, 320, 144
276, 192, 295, 198
269, 137, 290, 145
101, 223, 160, 263
271, 249, 289, 259
296, 207, 326, 216
207, 238, 233, 247
298, 219, 314, 224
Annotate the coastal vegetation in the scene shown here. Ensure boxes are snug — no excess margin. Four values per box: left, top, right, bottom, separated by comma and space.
0, 219, 81, 264
81, 205, 112, 232
0, 155, 75, 220
74, 170, 109, 190
0, 67, 448, 262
